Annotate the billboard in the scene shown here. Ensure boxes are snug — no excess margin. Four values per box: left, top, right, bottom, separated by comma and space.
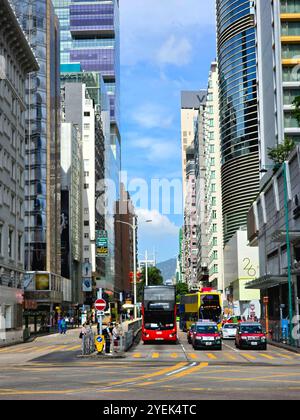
96, 230, 108, 258
35, 273, 50, 291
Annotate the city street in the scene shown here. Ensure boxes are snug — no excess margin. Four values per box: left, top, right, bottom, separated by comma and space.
0, 330, 300, 400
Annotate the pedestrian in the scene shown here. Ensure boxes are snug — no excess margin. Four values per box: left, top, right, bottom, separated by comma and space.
103, 324, 112, 354
61, 317, 67, 334
112, 323, 120, 352
79, 323, 87, 339
58, 318, 62, 334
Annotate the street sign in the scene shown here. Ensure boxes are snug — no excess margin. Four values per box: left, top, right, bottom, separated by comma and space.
97, 310, 105, 316
95, 299, 106, 311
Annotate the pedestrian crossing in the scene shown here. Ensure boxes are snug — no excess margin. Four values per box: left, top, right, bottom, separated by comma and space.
128, 350, 300, 363
0, 344, 81, 355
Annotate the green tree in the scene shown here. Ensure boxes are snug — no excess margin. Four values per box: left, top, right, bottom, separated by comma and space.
176, 282, 189, 303
293, 96, 300, 126
137, 267, 164, 302
267, 137, 295, 167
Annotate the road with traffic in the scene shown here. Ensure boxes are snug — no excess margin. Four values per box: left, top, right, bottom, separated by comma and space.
0, 329, 300, 399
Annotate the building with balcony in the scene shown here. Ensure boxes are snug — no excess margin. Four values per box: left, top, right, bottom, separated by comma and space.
0, 0, 39, 346
256, 0, 300, 173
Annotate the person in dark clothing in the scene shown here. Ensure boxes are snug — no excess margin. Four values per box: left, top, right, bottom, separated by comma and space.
103, 324, 112, 354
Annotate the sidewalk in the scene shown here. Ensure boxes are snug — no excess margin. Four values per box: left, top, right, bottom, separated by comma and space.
269, 339, 300, 354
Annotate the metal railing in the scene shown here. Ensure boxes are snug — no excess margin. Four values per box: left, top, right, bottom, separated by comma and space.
81, 329, 95, 355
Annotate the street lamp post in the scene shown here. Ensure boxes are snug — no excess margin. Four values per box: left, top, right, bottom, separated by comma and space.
116, 218, 152, 320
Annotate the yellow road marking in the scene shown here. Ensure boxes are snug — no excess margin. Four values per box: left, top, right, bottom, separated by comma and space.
109, 362, 187, 385
206, 353, 217, 360
224, 352, 237, 361
273, 352, 293, 360
151, 353, 159, 359
259, 353, 275, 360
242, 353, 256, 361
133, 353, 141, 358
170, 353, 178, 358
168, 362, 209, 379
188, 353, 198, 360
67, 345, 81, 351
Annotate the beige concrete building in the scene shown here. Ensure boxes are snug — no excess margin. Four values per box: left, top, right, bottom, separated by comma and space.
181, 91, 206, 201
204, 63, 224, 294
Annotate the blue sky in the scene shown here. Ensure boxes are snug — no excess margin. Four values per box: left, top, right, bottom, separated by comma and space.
120, 0, 216, 263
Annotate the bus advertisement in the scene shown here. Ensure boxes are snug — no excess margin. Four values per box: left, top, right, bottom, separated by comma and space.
142, 285, 177, 343
180, 288, 222, 331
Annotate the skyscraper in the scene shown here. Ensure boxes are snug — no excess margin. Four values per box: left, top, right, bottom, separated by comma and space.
216, 0, 260, 244
11, 0, 62, 275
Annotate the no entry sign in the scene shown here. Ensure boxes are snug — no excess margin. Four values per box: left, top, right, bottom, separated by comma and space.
95, 299, 106, 311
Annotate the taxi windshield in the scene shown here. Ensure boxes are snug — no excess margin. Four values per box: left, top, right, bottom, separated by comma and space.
196, 325, 218, 334
240, 325, 262, 334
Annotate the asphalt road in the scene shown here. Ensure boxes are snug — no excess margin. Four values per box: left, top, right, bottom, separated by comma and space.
0, 329, 300, 400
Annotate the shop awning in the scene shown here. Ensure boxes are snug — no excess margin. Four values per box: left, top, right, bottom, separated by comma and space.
245, 274, 288, 290
272, 230, 300, 244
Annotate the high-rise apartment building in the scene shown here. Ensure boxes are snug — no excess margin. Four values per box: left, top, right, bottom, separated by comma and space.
183, 146, 198, 289
216, 0, 260, 244
256, 0, 300, 170
0, 0, 39, 345
181, 91, 206, 201
204, 62, 224, 293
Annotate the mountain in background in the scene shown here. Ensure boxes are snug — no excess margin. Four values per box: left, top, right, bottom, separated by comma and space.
157, 258, 177, 282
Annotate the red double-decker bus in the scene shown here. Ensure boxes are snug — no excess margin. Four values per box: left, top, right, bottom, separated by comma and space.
142, 285, 177, 343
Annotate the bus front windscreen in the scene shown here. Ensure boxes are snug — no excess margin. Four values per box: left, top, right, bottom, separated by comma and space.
144, 311, 175, 331
199, 294, 221, 322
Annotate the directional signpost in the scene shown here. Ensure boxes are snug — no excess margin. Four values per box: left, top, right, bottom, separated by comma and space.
96, 230, 108, 258
95, 290, 107, 337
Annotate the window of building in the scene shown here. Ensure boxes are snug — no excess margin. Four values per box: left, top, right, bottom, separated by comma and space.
84, 233, 89, 239
84, 112, 90, 117
212, 224, 217, 233
84, 221, 89, 227
84, 123, 90, 131
18, 234, 22, 262
8, 229, 13, 259
84, 246, 89, 252
0, 224, 3, 256
84, 184, 89, 189
84, 172, 89, 177
212, 210, 217, 219
84, 208, 89, 215
212, 197, 217, 206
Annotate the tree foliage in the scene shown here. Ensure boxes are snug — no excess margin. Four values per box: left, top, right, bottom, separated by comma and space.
293, 96, 300, 126
137, 267, 164, 302
176, 282, 189, 303
267, 137, 295, 166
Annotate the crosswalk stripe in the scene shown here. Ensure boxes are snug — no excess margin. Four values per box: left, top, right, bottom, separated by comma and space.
206, 353, 217, 360
259, 353, 275, 360
224, 352, 237, 361
274, 352, 293, 360
188, 353, 198, 360
243, 353, 256, 360
133, 353, 141, 358
152, 353, 160, 359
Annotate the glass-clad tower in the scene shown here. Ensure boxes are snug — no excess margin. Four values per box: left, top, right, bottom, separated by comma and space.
11, 0, 61, 274
216, 0, 260, 244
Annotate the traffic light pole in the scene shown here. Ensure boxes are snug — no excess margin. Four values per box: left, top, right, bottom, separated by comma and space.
97, 288, 103, 335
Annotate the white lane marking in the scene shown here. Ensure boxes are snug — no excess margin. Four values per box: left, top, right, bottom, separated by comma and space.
166, 362, 196, 377
223, 342, 240, 353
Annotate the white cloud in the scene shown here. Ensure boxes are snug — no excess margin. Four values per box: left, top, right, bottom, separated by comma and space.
129, 136, 180, 163
132, 103, 174, 129
120, 0, 216, 67
157, 35, 192, 67
136, 209, 179, 237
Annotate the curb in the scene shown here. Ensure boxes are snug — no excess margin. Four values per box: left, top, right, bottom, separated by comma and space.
269, 341, 300, 354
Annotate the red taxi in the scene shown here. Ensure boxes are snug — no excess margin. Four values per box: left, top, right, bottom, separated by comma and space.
191, 321, 222, 350
235, 322, 267, 350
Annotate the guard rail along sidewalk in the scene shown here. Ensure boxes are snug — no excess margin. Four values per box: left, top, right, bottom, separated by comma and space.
121, 318, 142, 352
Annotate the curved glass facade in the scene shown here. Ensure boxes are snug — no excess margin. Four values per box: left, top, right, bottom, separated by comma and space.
217, 0, 260, 244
